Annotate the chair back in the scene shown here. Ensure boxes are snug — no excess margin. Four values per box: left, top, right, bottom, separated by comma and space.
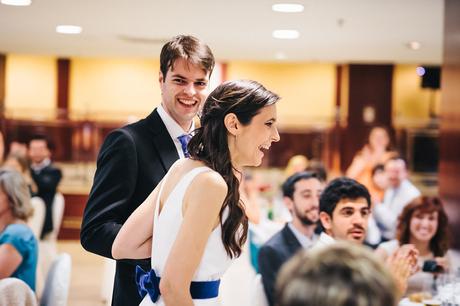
40, 253, 72, 306
27, 197, 46, 238
51, 193, 65, 239
251, 274, 269, 306
0, 278, 37, 306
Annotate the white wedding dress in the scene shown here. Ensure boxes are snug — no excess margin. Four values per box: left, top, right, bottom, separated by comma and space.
139, 166, 234, 306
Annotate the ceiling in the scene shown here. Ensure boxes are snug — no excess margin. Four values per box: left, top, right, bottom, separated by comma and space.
0, 0, 444, 63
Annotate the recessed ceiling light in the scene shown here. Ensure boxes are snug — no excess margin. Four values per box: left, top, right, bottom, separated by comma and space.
407, 41, 421, 50
56, 25, 82, 35
272, 30, 299, 39
1, 0, 31, 6
272, 3, 304, 13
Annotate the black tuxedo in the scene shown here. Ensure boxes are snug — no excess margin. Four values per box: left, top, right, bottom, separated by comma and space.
258, 224, 302, 306
80, 109, 179, 306
30, 163, 62, 239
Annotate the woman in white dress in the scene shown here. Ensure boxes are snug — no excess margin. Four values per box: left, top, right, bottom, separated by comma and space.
112, 80, 281, 305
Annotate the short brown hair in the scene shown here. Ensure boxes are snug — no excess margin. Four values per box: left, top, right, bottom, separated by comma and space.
396, 196, 450, 257
276, 242, 397, 306
160, 35, 215, 79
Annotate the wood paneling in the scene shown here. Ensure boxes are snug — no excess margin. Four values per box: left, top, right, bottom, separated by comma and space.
341, 64, 394, 172
0, 54, 5, 115
439, 0, 460, 249
57, 58, 70, 119
58, 194, 88, 240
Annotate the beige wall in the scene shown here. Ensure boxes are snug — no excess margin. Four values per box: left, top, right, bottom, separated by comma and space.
69, 58, 160, 121
226, 62, 336, 129
393, 64, 441, 126
4, 55, 441, 127
5, 55, 56, 119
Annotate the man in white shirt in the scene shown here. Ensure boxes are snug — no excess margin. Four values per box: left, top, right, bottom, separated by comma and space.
258, 171, 323, 306
314, 177, 371, 250
374, 157, 421, 241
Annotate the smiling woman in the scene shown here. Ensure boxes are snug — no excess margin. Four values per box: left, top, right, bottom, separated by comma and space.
111, 79, 281, 306
375, 196, 453, 295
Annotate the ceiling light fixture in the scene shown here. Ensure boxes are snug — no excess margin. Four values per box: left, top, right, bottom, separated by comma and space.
407, 41, 421, 50
272, 30, 299, 39
272, 3, 304, 13
56, 25, 82, 34
1, 0, 31, 6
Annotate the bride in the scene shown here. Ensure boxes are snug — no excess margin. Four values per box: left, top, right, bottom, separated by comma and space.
112, 79, 280, 305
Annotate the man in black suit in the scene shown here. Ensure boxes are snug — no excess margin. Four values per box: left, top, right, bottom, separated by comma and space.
29, 135, 62, 239
258, 171, 323, 306
80, 35, 215, 306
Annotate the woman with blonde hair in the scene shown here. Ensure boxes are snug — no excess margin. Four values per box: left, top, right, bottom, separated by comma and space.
0, 169, 38, 291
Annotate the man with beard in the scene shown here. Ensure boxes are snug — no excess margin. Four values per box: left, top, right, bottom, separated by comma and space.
258, 171, 323, 306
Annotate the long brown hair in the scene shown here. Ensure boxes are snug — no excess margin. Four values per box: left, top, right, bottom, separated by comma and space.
396, 196, 450, 257
188, 80, 280, 258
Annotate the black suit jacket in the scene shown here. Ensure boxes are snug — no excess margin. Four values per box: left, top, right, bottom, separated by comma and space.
30, 163, 62, 238
258, 224, 302, 306
80, 109, 179, 306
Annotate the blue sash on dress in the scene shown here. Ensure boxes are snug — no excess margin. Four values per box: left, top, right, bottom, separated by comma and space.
135, 265, 221, 302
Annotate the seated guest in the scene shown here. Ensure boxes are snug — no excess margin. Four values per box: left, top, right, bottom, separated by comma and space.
315, 177, 372, 247
0, 169, 38, 291
315, 177, 418, 296
305, 159, 328, 182
376, 196, 452, 295
374, 156, 420, 241
8, 140, 28, 159
258, 171, 323, 306
346, 126, 396, 193
28, 135, 62, 239
3, 153, 36, 195
283, 155, 308, 179
276, 242, 398, 306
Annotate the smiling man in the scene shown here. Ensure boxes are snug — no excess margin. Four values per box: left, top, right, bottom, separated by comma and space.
80, 35, 215, 306
315, 177, 371, 248
258, 171, 323, 306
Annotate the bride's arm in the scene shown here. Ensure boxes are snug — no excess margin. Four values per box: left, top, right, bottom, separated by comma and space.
160, 171, 228, 306
111, 184, 160, 260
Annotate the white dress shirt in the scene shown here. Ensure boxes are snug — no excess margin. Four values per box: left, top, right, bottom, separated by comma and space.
157, 104, 195, 158
287, 223, 318, 249
374, 179, 421, 240
311, 232, 336, 251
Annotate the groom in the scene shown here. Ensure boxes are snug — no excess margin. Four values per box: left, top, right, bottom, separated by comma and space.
80, 35, 215, 306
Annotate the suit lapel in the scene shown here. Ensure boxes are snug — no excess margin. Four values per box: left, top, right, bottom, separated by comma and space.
281, 224, 302, 253
145, 109, 179, 172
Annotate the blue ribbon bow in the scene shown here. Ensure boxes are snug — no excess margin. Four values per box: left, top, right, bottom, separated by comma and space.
135, 265, 221, 302
135, 266, 161, 302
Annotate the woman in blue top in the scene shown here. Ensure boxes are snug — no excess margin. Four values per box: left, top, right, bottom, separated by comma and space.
0, 169, 38, 291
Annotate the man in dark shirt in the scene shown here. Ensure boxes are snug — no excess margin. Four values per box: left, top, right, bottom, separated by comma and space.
29, 135, 62, 239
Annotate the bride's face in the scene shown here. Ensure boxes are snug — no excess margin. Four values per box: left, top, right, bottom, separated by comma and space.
229, 104, 280, 168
